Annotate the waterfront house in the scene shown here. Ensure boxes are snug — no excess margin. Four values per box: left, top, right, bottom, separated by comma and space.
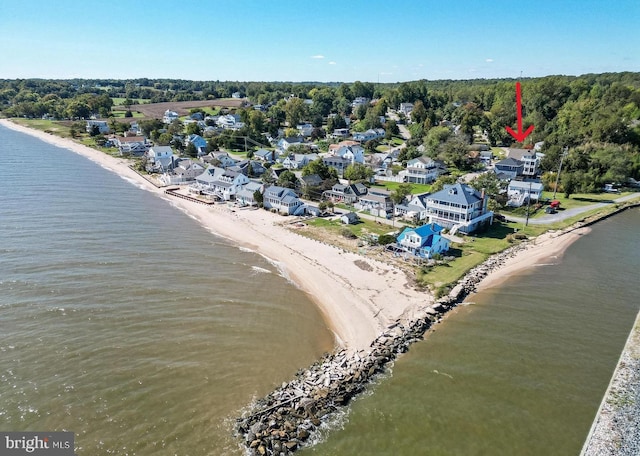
262, 186, 305, 215
425, 183, 493, 234
235, 181, 264, 207
193, 166, 250, 200
159, 158, 205, 186
507, 180, 544, 207
146, 146, 174, 173
112, 135, 149, 156
396, 223, 450, 259
86, 120, 110, 134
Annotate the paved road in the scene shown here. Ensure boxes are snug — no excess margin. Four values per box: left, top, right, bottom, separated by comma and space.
504, 193, 640, 225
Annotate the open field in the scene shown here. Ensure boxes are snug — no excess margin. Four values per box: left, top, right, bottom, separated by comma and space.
128, 99, 244, 119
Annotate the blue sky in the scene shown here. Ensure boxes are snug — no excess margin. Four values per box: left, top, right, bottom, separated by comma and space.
1, 0, 638, 82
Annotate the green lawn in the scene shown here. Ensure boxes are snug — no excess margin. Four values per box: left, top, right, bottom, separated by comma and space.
307, 217, 397, 238
111, 110, 144, 118
112, 97, 150, 105
11, 118, 73, 138
371, 181, 432, 194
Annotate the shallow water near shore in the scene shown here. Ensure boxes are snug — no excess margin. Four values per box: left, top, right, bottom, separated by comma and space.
2, 124, 640, 455
308, 209, 640, 455
0, 125, 334, 455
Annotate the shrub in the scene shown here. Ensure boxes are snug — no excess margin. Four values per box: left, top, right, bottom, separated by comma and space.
340, 228, 357, 239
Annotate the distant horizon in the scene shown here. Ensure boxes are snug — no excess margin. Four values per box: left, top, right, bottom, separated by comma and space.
3, 70, 639, 86
1, 0, 638, 82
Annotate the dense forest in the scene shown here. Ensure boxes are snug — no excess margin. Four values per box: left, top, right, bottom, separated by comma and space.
1, 73, 639, 192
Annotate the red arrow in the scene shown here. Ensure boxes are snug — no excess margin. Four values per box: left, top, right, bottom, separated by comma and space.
505, 81, 534, 143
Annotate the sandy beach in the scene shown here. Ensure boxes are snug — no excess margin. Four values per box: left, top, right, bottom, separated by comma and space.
0, 118, 589, 352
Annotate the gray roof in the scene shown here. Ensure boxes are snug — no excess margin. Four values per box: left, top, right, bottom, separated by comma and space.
428, 183, 482, 205
496, 157, 523, 168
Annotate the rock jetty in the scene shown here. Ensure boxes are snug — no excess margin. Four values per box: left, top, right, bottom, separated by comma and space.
235, 241, 530, 455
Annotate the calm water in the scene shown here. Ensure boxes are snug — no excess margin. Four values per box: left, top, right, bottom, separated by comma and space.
0, 125, 334, 455
2, 125, 639, 456
309, 209, 640, 455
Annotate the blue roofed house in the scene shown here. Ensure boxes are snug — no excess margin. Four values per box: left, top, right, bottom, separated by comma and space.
494, 157, 524, 179
185, 134, 208, 156
425, 183, 493, 234
396, 223, 450, 259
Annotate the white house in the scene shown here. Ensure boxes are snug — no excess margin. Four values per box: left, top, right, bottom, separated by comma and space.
507, 148, 541, 177
507, 180, 544, 206
235, 181, 264, 207
112, 135, 149, 156
353, 128, 385, 142
425, 183, 493, 234
216, 114, 244, 130
399, 103, 414, 116
163, 110, 179, 124
296, 123, 314, 137
159, 158, 205, 186
262, 186, 305, 215
192, 166, 250, 200
86, 120, 110, 134
395, 192, 430, 220
282, 153, 318, 170
146, 146, 175, 173
403, 156, 447, 184
334, 144, 365, 164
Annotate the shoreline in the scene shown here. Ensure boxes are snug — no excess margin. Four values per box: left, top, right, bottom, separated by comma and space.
0, 119, 431, 352
0, 118, 596, 350
6, 118, 635, 455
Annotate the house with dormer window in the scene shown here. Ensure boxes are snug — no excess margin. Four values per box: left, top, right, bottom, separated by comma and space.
192, 166, 249, 200
425, 183, 493, 234
262, 186, 305, 215
396, 222, 450, 259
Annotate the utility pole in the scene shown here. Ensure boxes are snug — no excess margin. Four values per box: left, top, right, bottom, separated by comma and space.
552, 146, 568, 200
525, 180, 532, 227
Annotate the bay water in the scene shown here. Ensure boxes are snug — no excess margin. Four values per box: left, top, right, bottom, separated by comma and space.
1, 124, 639, 455
0, 125, 334, 455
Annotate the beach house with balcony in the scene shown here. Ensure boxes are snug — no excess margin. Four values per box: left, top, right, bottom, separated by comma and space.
403, 157, 447, 184
262, 186, 305, 215
425, 183, 493, 234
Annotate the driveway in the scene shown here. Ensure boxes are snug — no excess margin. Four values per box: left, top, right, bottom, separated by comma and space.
503, 193, 640, 225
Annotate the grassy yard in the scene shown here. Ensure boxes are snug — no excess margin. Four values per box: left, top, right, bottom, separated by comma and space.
11, 118, 73, 138
371, 181, 432, 194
